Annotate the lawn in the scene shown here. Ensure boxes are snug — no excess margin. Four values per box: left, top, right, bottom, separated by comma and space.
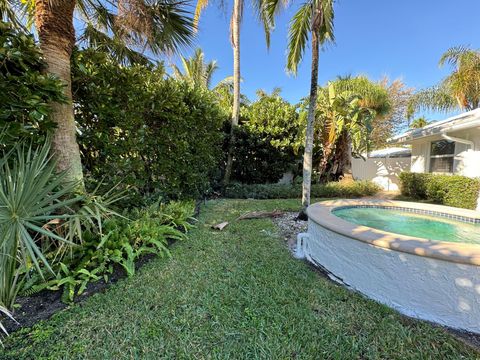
3, 199, 478, 359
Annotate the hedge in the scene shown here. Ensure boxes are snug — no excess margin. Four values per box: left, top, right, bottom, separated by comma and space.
224, 180, 381, 199
399, 172, 480, 210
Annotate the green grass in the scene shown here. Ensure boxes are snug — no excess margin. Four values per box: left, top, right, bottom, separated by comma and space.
3, 199, 478, 359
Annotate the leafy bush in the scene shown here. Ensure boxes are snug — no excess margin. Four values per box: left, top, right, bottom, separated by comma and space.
228, 125, 297, 184
226, 90, 302, 184
73, 49, 224, 202
19, 200, 196, 303
0, 21, 64, 147
399, 172, 480, 209
224, 180, 380, 199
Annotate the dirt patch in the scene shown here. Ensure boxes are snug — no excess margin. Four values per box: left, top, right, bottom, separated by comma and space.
272, 212, 307, 250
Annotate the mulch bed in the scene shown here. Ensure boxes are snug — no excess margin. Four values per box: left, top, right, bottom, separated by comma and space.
3, 201, 202, 334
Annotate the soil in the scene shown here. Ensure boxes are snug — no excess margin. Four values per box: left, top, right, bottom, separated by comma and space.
2, 201, 203, 334
273, 212, 480, 352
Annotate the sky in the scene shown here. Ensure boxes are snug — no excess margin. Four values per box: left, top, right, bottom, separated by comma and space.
172, 0, 480, 122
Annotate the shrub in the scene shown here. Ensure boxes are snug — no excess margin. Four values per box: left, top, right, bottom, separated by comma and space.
228, 125, 296, 184
73, 49, 224, 202
224, 180, 380, 199
0, 21, 64, 148
399, 172, 480, 210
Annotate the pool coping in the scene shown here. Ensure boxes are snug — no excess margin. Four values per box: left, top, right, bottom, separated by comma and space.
306, 199, 480, 266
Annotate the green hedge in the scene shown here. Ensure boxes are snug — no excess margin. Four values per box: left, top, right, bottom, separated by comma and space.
73, 49, 225, 202
224, 181, 380, 199
399, 172, 480, 210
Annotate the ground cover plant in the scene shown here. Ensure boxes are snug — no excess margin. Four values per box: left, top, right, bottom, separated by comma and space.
2, 199, 477, 358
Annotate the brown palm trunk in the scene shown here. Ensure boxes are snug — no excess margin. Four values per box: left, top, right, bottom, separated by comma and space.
224, 0, 242, 185
301, 32, 320, 211
35, 0, 84, 190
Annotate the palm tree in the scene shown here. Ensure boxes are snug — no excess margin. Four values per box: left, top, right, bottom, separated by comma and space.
265, 0, 334, 213
172, 48, 220, 88
193, 0, 272, 184
410, 116, 429, 129
408, 46, 480, 118
2, 0, 195, 189
316, 76, 391, 181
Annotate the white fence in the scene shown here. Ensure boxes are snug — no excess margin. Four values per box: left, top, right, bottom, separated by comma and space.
352, 155, 410, 191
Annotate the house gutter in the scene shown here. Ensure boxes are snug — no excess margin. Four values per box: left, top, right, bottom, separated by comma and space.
440, 132, 475, 150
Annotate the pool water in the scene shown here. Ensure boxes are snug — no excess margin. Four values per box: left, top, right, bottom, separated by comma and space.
333, 207, 480, 244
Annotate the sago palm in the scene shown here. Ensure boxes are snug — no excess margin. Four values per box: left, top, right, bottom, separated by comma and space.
408, 46, 480, 117
193, 0, 273, 184
1, 0, 195, 188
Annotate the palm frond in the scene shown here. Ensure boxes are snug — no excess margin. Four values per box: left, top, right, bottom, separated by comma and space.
407, 85, 458, 118
286, 2, 311, 74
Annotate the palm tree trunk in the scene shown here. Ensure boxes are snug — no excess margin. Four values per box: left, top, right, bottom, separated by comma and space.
35, 0, 84, 190
224, 0, 242, 185
301, 31, 320, 213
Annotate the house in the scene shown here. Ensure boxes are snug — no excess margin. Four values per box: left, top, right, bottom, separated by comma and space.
351, 147, 411, 191
389, 108, 480, 178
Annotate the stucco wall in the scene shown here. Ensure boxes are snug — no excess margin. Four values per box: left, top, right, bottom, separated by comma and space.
352, 157, 410, 191
303, 220, 480, 334
409, 128, 480, 177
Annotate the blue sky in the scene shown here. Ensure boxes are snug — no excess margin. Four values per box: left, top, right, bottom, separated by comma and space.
172, 0, 480, 121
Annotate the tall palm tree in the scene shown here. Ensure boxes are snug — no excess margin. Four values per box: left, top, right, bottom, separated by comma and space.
2, 0, 195, 188
265, 0, 334, 213
408, 46, 480, 118
172, 48, 219, 88
193, 0, 272, 184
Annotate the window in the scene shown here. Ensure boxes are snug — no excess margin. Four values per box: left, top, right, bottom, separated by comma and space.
430, 140, 454, 173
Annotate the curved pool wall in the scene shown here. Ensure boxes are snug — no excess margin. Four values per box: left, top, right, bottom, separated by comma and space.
298, 199, 480, 334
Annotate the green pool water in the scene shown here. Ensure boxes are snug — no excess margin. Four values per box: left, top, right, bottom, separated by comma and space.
332, 207, 480, 244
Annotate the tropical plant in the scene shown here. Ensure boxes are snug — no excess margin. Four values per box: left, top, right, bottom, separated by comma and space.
315, 76, 391, 181
194, 0, 274, 185
0, 304, 15, 346
3, 0, 196, 188
264, 0, 335, 212
0, 21, 65, 148
370, 77, 412, 149
0, 141, 81, 309
172, 48, 226, 88
409, 116, 430, 129
407, 46, 480, 118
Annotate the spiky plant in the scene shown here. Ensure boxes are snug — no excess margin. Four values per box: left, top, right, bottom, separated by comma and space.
0, 142, 81, 309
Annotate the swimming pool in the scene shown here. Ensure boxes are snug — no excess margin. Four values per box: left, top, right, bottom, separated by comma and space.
333, 206, 480, 244
296, 199, 480, 334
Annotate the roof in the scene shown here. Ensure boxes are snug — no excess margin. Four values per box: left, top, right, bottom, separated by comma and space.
367, 147, 411, 158
389, 108, 480, 144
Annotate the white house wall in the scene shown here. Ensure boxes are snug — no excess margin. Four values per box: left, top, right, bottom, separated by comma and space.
410, 141, 428, 173
409, 128, 480, 177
